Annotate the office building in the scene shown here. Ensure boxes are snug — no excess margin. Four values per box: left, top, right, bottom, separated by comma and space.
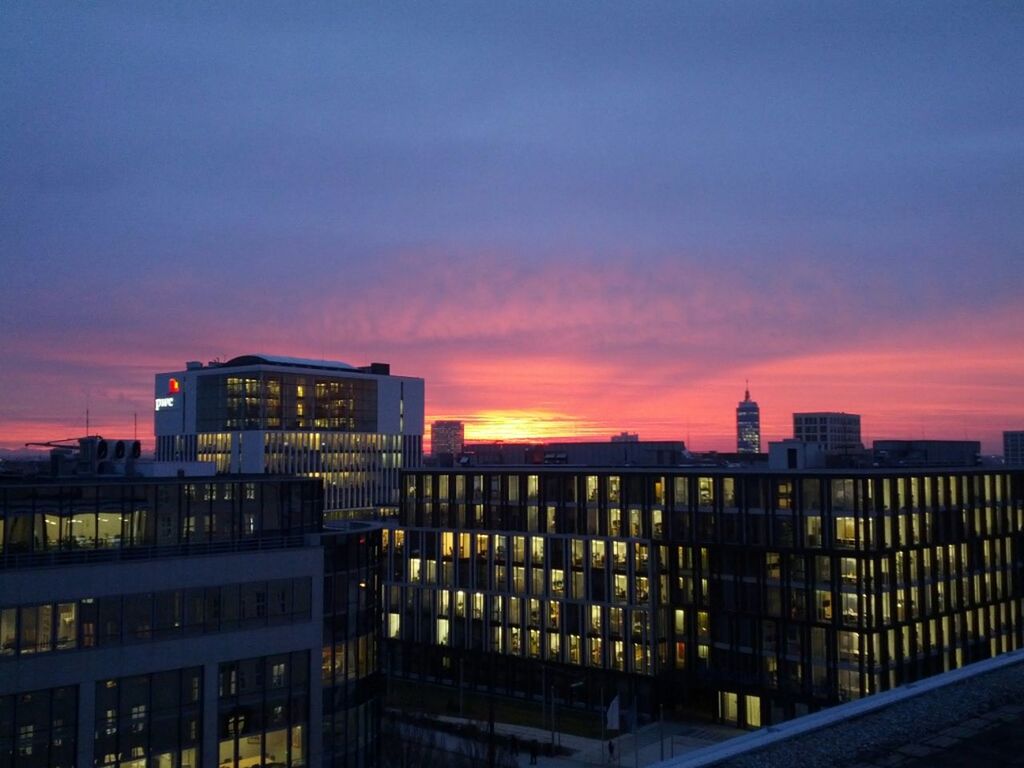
1005, 432, 1024, 466
0, 473, 382, 768
154, 354, 425, 517
794, 413, 863, 453
383, 465, 1024, 729
736, 387, 761, 454
430, 421, 465, 458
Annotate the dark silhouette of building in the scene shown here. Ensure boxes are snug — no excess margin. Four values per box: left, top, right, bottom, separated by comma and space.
431, 420, 465, 458
872, 440, 980, 467
458, 438, 687, 467
1005, 431, 1024, 466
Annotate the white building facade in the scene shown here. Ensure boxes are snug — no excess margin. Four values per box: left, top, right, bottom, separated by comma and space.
154, 354, 424, 516
793, 412, 863, 454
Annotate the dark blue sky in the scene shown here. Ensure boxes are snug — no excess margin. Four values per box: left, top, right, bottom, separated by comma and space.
2, 3, 1022, 449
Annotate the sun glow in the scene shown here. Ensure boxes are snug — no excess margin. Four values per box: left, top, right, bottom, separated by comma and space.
458, 410, 606, 443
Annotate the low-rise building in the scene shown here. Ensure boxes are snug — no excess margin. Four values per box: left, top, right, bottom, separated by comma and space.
383, 465, 1024, 728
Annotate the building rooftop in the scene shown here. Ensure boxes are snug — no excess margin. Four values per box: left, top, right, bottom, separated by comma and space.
222, 353, 357, 371
655, 650, 1024, 768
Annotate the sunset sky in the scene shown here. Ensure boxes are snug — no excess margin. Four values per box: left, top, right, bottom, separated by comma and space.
2, 4, 1022, 453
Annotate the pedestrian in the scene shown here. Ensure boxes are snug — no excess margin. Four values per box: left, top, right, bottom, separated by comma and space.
529, 740, 538, 765
510, 735, 519, 758
608, 739, 615, 763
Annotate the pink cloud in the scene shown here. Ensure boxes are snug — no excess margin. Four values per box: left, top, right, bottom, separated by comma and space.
3, 250, 1021, 454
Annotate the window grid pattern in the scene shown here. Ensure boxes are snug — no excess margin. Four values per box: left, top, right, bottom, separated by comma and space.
385, 469, 1024, 727
218, 653, 309, 768
0, 479, 321, 563
0, 578, 312, 660
0, 686, 77, 768
95, 668, 201, 768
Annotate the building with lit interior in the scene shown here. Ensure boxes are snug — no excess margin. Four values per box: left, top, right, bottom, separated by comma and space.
382, 465, 1024, 728
793, 412, 863, 454
736, 387, 761, 454
0, 474, 382, 768
154, 354, 425, 517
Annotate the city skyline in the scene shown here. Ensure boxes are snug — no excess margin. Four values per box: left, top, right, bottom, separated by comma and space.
2, 5, 1023, 454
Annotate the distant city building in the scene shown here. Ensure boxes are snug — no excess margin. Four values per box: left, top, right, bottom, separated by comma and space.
154, 354, 424, 516
873, 440, 980, 467
430, 420, 465, 457
611, 432, 639, 443
794, 412, 863, 453
1005, 431, 1024, 466
459, 440, 687, 467
736, 385, 761, 453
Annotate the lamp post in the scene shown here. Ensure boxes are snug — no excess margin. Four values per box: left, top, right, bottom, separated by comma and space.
550, 682, 556, 751
568, 680, 584, 752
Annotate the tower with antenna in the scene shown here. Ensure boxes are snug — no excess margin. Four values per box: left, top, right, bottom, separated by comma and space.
736, 381, 761, 453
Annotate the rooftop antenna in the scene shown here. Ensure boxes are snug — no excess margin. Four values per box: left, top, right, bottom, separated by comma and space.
134, 412, 138, 440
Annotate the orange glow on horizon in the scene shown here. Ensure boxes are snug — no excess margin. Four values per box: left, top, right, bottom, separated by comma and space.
442, 410, 608, 444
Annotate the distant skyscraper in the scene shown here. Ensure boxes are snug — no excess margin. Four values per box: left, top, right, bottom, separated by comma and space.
793, 412, 863, 453
611, 431, 639, 443
736, 385, 761, 453
1006, 431, 1024, 466
431, 420, 465, 456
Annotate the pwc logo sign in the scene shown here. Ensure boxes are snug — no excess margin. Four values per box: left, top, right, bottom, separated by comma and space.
155, 378, 182, 411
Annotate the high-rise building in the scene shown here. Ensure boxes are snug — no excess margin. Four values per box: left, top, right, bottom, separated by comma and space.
384, 465, 1024, 729
430, 420, 465, 457
793, 412, 863, 453
736, 386, 761, 453
154, 354, 425, 516
1005, 431, 1024, 466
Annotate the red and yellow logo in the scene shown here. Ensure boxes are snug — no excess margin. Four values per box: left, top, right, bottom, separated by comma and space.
168, 378, 180, 394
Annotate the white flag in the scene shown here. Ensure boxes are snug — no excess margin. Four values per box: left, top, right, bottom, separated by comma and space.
606, 694, 620, 730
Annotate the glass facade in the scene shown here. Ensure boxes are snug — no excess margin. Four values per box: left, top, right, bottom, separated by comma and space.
0, 478, 384, 768
321, 526, 382, 768
0, 478, 322, 565
0, 686, 77, 768
197, 374, 377, 433
218, 653, 309, 768
385, 468, 1024, 727
0, 578, 311, 660
95, 668, 202, 768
